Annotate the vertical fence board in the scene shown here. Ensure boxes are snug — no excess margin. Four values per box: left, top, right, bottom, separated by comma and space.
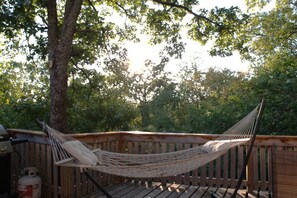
75, 168, 81, 197
53, 165, 58, 198
175, 143, 182, 184
268, 146, 273, 192
260, 146, 267, 190
110, 141, 117, 184
253, 146, 259, 191
183, 143, 191, 185
39, 144, 46, 197
237, 146, 244, 189
101, 142, 109, 186
161, 143, 168, 184
230, 147, 236, 188
215, 157, 221, 187
208, 159, 214, 187
168, 143, 175, 183
223, 152, 229, 188
46, 145, 53, 198
60, 167, 74, 197
140, 142, 147, 184
200, 165, 207, 186
192, 144, 199, 186
247, 146, 254, 192
24, 142, 30, 167
127, 141, 133, 154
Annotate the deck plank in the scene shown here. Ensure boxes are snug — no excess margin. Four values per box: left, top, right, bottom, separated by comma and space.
107, 183, 132, 196
95, 182, 132, 198
122, 182, 156, 198
202, 187, 218, 198
146, 183, 174, 197
212, 188, 227, 197
155, 183, 181, 198
224, 188, 244, 198
234, 189, 248, 198
131, 182, 163, 198
87, 181, 270, 198
191, 186, 209, 198
112, 184, 141, 198
166, 184, 189, 198
178, 186, 199, 198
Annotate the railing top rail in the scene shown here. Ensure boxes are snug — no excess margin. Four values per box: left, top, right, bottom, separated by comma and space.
7, 128, 297, 146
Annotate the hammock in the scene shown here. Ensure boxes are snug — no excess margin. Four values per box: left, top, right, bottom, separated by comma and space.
38, 101, 263, 178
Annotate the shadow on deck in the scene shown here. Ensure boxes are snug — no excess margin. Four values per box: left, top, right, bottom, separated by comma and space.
86, 181, 271, 198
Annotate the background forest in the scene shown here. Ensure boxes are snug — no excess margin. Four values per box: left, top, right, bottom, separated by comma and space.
0, 0, 297, 135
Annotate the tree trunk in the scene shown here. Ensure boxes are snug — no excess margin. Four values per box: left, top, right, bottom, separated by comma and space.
49, 54, 69, 133
47, 0, 83, 133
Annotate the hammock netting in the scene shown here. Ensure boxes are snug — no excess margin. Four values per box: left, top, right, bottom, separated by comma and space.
40, 103, 261, 178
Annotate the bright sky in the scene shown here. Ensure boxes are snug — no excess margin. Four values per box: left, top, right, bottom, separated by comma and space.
127, 0, 277, 75
126, 0, 251, 75
126, 37, 250, 75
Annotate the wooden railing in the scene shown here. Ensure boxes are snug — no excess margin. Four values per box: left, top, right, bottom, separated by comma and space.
7, 129, 297, 198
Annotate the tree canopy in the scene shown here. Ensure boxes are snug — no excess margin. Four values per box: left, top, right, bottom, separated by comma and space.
0, 0, 251, 132
1, 0, 297, 135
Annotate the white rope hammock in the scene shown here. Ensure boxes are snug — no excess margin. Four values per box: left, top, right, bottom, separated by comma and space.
41, 103, 261, 178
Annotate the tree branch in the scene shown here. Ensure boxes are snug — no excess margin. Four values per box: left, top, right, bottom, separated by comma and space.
87, 0, 97, 12
114, 2, 136, 19
151, 0, 222, 28
70, 59, 94, 100
61, 0, 83, 45
38, 13, 48, 26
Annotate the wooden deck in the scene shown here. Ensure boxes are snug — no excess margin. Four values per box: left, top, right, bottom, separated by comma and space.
86, 181, 271, 198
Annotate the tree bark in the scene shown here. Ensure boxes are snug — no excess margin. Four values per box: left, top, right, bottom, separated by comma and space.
47, 0, 83, 133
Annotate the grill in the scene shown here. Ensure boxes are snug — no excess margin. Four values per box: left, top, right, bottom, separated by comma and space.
0, 125, 13, 197
0, 125, 13, 154
0, 125, 27, 197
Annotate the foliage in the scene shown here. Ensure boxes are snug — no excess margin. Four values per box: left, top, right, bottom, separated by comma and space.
249, 52, 297, 135
0, 0, 252, 131
67, 63, 137, 132
177, 65, 256, 133
0, 61, 50, 129
238, 0, 297, 134
1, 0, 297, 135
1, 56, 297, 135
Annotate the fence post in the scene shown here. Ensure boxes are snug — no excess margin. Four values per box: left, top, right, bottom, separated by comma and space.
247, 148, 254, 193
53, 164, 59, 198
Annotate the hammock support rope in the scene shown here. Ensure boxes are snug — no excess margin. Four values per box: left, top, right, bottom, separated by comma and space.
231, 99, 265, 197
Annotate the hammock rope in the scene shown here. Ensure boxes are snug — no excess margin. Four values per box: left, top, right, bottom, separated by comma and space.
39, 102, 262, 178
